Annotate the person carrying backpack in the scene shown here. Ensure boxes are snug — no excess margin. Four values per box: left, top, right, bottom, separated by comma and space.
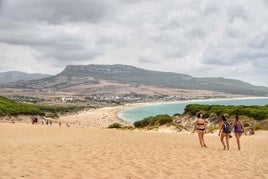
232, 115, 247, 150
218, 115, 231, 150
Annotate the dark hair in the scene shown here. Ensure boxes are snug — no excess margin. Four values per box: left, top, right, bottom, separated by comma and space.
222, 115, 227, 121
235, 115, 239, 121
197, 112, 202, 118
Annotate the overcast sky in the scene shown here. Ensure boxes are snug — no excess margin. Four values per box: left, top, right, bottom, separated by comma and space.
0, 0, 268, 87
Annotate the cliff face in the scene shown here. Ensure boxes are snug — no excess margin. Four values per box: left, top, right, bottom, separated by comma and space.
62, 64, 134, 75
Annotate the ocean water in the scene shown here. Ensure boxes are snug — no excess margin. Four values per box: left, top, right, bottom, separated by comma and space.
118, 97, 268, 123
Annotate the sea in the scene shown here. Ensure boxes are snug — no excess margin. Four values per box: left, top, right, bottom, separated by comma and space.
118, 97, 268, 123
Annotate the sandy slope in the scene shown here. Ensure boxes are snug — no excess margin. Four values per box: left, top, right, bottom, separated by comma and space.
0, 123, 267, 179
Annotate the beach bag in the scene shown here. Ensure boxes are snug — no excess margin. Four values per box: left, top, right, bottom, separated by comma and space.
223, 121, 231, 133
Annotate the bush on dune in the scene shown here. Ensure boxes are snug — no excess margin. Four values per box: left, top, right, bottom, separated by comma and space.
184, 104, 268, 121
134, 114, 172, 128
108, 122, 122, 128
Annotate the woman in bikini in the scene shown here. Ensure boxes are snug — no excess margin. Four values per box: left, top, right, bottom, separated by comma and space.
218, 115, 231, 150
192, 112, 208, 148
233, 115, 247, 150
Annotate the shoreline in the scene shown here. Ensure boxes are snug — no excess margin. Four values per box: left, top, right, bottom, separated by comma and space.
117, 96, 268, 123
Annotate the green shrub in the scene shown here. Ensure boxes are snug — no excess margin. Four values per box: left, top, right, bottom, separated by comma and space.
134, 114, 172, 128
244, 123, 250, 127
173, 113, 181, 117
206, 126, 218, 133
108, 123, 122, 128
184, 104, 268, 121
157, 115, 172, 125
121, 126, 135, 130
254, 124, 262, 130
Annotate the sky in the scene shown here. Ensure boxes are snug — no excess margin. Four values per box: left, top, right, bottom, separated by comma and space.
0, 0, 268, 87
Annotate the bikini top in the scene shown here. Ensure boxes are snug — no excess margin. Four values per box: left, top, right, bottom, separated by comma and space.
197, 123, 205, 125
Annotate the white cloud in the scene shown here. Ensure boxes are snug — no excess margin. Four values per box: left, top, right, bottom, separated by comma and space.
0, 43, 61, 74
0, 0, 267, 86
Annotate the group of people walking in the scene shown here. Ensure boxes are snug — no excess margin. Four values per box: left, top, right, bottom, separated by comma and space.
193, 113, 247, 150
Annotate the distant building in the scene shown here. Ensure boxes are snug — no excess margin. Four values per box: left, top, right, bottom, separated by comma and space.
61, 97, 74, 102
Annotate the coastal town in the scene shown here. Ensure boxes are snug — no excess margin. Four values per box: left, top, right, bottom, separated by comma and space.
10, 93, 239, 107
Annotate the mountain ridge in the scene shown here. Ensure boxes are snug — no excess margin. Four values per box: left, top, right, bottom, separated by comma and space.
1, 64, 268, 97
56, 64, 268, 96
0, 71, 51, 83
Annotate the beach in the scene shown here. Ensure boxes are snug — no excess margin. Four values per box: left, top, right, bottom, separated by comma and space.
0, 122, 267, 179
55, 105, 131, 128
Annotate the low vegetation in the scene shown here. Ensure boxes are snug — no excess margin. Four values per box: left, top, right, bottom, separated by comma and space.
108, 122, 122, 128
184, 104, 268, 121
134, 114, 173, 128
0, 96, 87, 118
108, 122, 134, 130
133, 104, 268, 131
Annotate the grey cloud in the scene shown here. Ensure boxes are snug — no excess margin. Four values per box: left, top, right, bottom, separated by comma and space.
262, 0, 268, 7
1, 0, 118, 24
247, 34, 268, 49
0, 21, 100, 62
0, 0, 267, 86
116, 0, 268, 84
203, 48, 268, 66
199, 1, 268, 69
164, 48, 185, 59
0, 0, 4, 12
44, 49, 101, 62
138, 57, 156, 64
203, 2, 221, 15
94, 24, 130, 49
0, 0, 130, 64
227, 4, 248, 23
252, 59, 268, 74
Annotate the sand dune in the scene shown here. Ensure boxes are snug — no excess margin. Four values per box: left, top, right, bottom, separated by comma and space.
0, 123, 267, 179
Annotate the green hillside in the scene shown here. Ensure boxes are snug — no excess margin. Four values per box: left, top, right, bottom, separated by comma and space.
0, 96, 85, 117
0, 96, 44, 116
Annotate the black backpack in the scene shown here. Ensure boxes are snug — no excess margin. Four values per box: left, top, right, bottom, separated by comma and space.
223, 121, 231, 133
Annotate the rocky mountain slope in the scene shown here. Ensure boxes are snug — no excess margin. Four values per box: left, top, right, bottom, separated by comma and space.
1, 64, 268, 98
58, 64, 268, 96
